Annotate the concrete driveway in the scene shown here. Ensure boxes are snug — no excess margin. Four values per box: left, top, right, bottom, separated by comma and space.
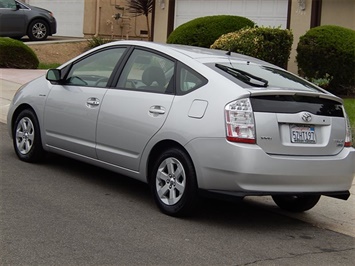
0, 68, 46, 124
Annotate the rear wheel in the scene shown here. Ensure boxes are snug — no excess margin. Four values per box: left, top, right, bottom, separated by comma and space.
28, 19, 49, 41
272, 195, 320, 212
13, 109, 44, 163
150, 148, 198, 217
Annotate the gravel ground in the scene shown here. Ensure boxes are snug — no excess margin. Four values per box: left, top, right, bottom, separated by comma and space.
29, 41, 89, 64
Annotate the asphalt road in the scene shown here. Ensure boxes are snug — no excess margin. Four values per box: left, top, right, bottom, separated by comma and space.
1, 122, 354, 265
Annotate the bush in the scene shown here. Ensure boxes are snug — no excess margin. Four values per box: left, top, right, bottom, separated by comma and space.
296, 25, 355, 95
87, 36, 113, 49
167, 15, 255, 48
211, 27, 293, 68
0, 37, 39, 69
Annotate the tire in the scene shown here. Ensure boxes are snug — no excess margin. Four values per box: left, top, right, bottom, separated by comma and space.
27, 19, 49, 41
272, 195, 321, 212
13, 109, 44, 163
150, 148, 198, 217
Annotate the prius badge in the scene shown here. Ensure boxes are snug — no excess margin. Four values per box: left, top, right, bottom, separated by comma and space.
301, 112, 312, 122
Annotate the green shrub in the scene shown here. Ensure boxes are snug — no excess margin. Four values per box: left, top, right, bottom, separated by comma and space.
87, 36, 113, 49
343, 98, 355, 147
211, 27, 293, 68
167, 15, 255, 48
296, 25, 355, 95
0, 37, 39, 69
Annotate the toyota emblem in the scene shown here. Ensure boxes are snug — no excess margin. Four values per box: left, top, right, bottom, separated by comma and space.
301, 112, 312, 122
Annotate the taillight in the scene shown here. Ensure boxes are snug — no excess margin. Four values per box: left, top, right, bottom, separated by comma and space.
344, 108, 352, 147
225, 98, 256, 144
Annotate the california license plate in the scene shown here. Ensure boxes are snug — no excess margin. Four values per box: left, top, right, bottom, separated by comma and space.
290, 125, 316, 144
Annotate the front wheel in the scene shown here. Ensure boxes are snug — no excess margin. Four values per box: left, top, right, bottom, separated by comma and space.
13, 109, 44, 163
150, 148, 198, 217
28, 19, 49, 41
272, 195, 321, 212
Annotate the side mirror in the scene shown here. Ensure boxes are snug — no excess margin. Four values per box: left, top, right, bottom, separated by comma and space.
46, 69, 61, 82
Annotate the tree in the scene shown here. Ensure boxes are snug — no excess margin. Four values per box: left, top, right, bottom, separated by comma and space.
126, 0, 153, 40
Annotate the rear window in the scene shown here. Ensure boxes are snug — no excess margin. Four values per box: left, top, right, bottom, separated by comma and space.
250, 95, 344, 117
207, 62, 323, 93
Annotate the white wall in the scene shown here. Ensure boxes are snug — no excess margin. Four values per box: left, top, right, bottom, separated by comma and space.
27, 0, 85, 37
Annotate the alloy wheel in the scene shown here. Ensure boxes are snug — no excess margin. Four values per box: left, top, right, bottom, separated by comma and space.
32, 22, 47, 40
15, 117, 35, 155
155, 157, 186, 205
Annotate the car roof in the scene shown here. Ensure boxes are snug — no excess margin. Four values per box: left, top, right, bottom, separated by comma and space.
105, 40, 274, 67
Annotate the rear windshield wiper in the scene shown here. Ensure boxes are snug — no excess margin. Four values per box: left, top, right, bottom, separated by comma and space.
216, 63, 268, 88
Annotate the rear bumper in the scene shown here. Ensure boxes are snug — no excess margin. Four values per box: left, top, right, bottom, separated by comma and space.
200, 189, 350, 201
186, 138, 355, 195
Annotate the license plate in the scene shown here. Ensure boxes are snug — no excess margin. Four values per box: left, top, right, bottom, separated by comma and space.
290, 125, 316, 144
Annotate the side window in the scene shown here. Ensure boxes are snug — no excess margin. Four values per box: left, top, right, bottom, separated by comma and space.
65, 47, 125, 88
178, 64, 207, 94
0, 0, 16, 8
117, 49, 175, 94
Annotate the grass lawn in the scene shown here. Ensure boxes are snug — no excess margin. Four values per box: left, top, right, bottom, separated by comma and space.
38, 63, 61, 69
343, 98, 355, 146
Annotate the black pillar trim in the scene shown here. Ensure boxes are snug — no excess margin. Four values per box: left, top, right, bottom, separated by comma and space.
151, 0, 156, 41
167, 0, 175, 39
286, 0, 292, 29
311, 0, 322, 28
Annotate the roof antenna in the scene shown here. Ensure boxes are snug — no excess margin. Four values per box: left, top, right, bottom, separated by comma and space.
226, 50, 231, 56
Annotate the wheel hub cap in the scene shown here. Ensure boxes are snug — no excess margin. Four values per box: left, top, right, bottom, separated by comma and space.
156, 157, 186, 205
15, 117, 34, 155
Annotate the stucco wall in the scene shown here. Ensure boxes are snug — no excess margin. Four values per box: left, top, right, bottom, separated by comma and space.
321, 0, 355, 29
288, 0, 355, 74
153, 0, 170, 43
288, 0, 313, 74
83, 0, 149, 40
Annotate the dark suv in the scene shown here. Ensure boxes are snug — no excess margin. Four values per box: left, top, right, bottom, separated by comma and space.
0, 0, 56, 41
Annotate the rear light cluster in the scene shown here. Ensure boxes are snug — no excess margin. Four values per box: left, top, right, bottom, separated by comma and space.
225, 98, 256, 144
344, 108, 352, 147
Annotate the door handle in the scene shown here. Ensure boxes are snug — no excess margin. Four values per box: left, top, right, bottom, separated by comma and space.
149, 106, 165, 115
86, 97, 100, 108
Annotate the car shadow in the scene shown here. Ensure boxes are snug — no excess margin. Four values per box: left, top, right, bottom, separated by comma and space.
41, 152, 310, 231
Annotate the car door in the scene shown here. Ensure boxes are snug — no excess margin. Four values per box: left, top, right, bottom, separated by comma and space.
96, 48, 175, 171
0, 0, 26, 36
43, 47, 126, 158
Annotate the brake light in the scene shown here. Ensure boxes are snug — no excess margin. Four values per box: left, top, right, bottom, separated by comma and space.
225, 98, 256, 144
344, 108, 352, 147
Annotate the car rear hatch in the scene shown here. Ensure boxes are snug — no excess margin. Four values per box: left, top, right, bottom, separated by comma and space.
250, 91, 347, 156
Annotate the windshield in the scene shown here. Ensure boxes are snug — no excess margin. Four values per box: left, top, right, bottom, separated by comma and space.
210, 62, 322, 92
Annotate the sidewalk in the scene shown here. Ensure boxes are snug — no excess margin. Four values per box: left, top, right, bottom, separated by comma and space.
0, 68, 46, 124
0, 68, 354, 238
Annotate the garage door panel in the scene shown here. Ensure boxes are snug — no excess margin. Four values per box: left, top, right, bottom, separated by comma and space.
28, 0, 84, 37
230, 1, 244, 10
175, 0, 288, 29
261, 1, 277, 15
244, 0, 259, 15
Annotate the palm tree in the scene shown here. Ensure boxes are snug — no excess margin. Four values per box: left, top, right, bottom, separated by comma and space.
126, 0, 153, 40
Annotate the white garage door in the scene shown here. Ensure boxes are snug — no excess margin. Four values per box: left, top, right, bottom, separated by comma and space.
27, 0, 84, 37
175, 0, 288, 29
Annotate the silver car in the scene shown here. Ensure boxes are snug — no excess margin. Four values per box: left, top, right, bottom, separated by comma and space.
7, 41, 355, 216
